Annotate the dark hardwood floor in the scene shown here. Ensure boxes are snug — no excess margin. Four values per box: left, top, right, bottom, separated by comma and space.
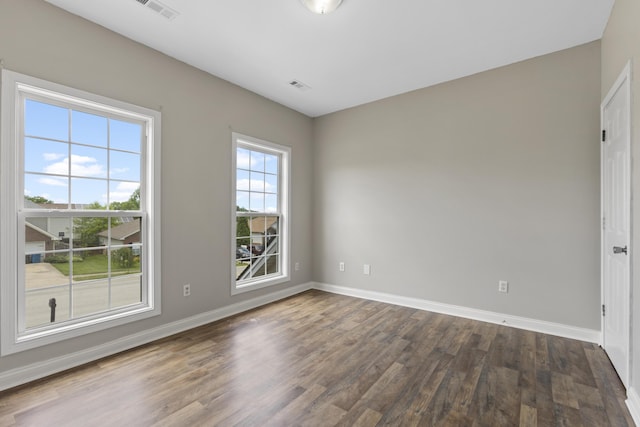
0, 290, 634, 426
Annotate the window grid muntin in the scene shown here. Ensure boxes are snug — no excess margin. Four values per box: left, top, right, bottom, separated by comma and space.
20, 210, 146, 333
233, 134, 289, 293
22, 96, 143, 210
235, 214, 280, 282
16, 86, 149, 336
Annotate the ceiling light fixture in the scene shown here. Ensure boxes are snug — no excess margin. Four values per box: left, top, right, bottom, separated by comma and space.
300, 0, 343, 15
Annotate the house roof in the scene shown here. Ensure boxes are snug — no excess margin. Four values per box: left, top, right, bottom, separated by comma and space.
250, 217, 278, 234
98, 219, 141, 241
25, 222, 60, 241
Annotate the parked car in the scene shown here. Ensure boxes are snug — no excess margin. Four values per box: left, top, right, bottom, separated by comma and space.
250, 245, 264, 256
236, 247, 251, 259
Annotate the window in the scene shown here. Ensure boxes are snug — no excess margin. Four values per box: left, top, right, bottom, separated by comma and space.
1, 70, 161, 355
232, 133, 290, 294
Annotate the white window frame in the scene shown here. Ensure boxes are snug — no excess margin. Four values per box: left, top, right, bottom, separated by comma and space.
0, 70, 162, 355
231, 132, 290, 295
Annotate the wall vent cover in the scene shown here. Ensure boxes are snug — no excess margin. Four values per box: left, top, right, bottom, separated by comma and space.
134, 0, 179, 20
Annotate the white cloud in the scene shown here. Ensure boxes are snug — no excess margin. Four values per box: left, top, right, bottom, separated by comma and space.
38, 177, 67, 187
110, 167, 129, 176
237, 179, 275, 192
237, 151, 252, 170
116, 181, 139, 192
44, 154, 105, 177
43, 152, 64, 161
108, 182, 140, 203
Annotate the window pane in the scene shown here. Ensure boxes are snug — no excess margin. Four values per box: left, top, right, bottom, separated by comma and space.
265, 154, 278, 174
72, 110, 107, 147
110, 151, 141, 181
25, 284, 70, 329
236, 217, 250, 240
71, 144, 107, 178
25, 217, 71, 248
237, 147, 251, 170
25, 173, 68, 205
265, 173, 278, 194
249, 192, 264, 212
251, 151, 265, 172
70, 248, 107, 281
109, 182, 140, 208
25, 99, 69, 141
237, 170, 250, 191
266, 255, 279, 275
267, 217, 279, 236
70, 178, 107, 207
250, 171, 265, 192
250, 216, 265, 235
72, 216, 112, 249
252, 257, 266, 278
73, 278, 109, 318
110, 119, 142, 152
236, 258, 250, 280
24, 137, 68, 174
110, 246, 141, 276
110, 218, 142, 245
236, 191, 249, 211
265, 194, 278, 213
111, 274, 142, 309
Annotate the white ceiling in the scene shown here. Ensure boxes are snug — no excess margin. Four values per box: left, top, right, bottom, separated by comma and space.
44, 0, 614, 117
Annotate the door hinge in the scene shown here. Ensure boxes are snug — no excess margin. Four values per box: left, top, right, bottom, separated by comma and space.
602, 129, 606, 142
602, 304, 606, 317
602, 217, 606, 230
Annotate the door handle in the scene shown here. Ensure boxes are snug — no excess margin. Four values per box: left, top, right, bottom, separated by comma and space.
613, 245, 628, 255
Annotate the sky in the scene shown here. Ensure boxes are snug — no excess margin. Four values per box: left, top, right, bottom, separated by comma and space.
24, 99, 142, 206
236, 147, 279, 213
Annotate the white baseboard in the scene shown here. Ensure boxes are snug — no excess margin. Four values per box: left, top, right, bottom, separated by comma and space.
0, 282, 313, 392
627, 388, 640, 426
312, 282, 601, 343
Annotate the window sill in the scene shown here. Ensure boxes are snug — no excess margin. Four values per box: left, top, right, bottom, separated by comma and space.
231, 274, 290, 295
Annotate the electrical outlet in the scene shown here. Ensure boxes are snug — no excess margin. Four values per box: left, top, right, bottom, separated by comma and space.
295, 262, 300, 271
183, 283, 191, 297
339, 262, 345, 272
363, 264, 371, 275
498, 280, 508, 293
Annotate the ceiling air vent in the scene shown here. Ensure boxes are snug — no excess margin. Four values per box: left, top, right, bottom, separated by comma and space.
134, 0, 179, 21
289, 80, 311, 92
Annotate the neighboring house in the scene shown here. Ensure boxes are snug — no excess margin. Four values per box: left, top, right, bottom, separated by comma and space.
24, 222, 60, 263
97, 219, 141, 247
249, 216, 277, 253
24, 201, 85, 240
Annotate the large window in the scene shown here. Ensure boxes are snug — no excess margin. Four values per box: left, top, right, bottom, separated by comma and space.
232, 133, 290, 294
1, 70, 161, 355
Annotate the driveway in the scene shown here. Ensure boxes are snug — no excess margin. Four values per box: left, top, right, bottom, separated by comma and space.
25, 262, 68, 289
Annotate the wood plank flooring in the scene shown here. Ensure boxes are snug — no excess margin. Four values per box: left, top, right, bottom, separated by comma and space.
0, 290, 635, 426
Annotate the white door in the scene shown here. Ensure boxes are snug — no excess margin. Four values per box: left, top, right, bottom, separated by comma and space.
602, 62, 631, 388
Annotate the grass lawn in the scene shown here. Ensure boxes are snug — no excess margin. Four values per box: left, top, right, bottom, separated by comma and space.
50, 254, 140, 280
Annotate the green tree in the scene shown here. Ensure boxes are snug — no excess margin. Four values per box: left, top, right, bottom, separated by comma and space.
25, 195, 54, 205
113, 247, 134, 268
73, 202, 120, 248
236, 206, 250, 247
109, 188, 140, 210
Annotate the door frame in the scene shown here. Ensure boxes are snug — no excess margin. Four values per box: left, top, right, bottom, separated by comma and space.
601, 60, 632, 388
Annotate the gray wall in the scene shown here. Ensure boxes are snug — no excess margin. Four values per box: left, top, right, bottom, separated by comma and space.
601, 0, 640, 400
0, 0, 313, 372
313, 41, 602, 330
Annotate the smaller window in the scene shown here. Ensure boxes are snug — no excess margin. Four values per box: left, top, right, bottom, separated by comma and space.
232, 133, 290, 294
